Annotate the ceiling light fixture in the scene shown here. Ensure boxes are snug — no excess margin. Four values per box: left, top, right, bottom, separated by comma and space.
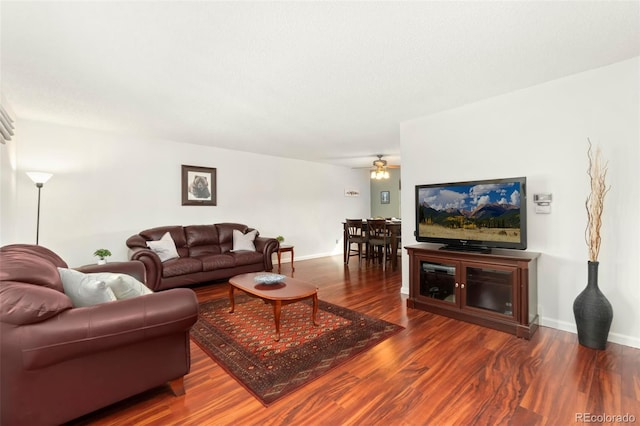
370, 155, 390, 180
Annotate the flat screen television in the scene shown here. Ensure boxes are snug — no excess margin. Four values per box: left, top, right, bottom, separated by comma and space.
415, 177, 527, 252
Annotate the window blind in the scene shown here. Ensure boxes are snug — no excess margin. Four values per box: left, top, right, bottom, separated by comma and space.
0, 105, 15, 144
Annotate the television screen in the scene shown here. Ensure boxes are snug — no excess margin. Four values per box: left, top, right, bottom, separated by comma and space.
415, 177, 527, 251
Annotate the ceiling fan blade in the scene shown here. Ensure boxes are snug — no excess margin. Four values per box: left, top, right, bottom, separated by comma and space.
351, 164, 401, 169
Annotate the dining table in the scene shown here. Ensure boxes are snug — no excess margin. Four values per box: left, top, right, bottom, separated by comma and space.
342, 219, 401, 270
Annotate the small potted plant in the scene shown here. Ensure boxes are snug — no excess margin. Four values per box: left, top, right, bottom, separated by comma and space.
276, 236, 285, 243
94, 248, 112, 265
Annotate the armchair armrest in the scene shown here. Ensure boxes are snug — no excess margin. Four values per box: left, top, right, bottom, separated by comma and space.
19, 288, 198, 370
75, 260, 146, 284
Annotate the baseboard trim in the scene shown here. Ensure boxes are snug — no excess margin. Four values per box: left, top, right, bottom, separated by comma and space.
540, 316, 640, 349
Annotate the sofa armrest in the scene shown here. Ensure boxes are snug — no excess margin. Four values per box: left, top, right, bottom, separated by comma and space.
75, 260, 146, 284
18, 288, 198, 370
126, 234, 147, 249
255, 237, 279, 271
128, 248, 163, 291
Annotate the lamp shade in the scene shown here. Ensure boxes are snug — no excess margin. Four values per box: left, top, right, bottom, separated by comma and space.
26, 172, 53, 185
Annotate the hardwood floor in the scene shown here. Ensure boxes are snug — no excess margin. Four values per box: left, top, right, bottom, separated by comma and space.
72, 255, 640, 426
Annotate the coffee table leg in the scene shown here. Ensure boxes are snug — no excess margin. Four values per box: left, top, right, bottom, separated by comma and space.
312, 293, 319, 326
228, 285, 235, 313
273, 300, 282, 341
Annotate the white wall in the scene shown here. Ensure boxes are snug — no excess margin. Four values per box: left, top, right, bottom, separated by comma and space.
1, 120, 371, 266
370, 167, 401, 219
400, 57, 640, 348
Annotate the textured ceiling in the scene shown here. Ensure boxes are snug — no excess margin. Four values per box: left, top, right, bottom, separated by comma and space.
2, 1, 639, 168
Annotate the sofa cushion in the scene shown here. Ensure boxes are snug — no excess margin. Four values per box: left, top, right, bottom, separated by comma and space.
185, 225, 219, 248
0, 281, 73, 325
196, 254, 236, 271
228, 250, 265, 267
0, 244, 68, 268
147, 232, 180, 262
0, 251, 65, 292
216, 223, 250, 253
189, 245, 222, 257
162, 257, 203, 278
232, 229, 257, 252
57, 268, 117, 307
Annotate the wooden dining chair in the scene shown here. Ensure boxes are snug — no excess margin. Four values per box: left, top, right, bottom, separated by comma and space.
345, 219, 368, 266
387, 222, 402, 270
367, 219, 391, 270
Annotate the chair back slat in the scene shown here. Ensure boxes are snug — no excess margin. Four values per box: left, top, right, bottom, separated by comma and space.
346, 219, 365, 237
367, 219, 389, 241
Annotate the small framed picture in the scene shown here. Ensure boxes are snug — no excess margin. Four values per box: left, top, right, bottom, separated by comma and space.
182, 165, 217, 206
381, 191, 390, 204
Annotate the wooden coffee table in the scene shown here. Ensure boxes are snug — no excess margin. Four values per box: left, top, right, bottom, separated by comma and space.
228, 272, 319, 341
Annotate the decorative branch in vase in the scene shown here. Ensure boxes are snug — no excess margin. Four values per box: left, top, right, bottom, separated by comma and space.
585, 140, 610, 262
573, 139, 613, 350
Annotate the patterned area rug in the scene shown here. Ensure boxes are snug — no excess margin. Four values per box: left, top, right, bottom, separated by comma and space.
190, 294, 404, 405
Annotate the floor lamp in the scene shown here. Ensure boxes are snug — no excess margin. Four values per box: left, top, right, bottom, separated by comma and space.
26, 172, 53, 245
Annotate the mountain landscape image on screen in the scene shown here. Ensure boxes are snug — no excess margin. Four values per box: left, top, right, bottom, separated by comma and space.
417, 182, 522, 243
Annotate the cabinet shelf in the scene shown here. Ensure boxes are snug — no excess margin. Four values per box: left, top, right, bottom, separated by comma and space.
406, 244, 539, 339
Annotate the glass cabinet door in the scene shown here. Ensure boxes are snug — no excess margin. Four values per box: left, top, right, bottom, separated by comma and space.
419, 261, 457, 305
463, 265, 515, 316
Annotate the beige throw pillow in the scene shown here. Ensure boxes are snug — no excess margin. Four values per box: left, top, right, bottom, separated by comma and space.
87, 272, 153, 299
146, 231, 180, 262
58, 268, 117, 307
232, 229, 257, 251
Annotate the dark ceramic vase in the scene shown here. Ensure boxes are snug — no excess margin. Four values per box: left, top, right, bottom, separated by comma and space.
573, 261, 613, 350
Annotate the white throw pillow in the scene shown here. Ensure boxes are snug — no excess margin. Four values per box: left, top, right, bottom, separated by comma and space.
232, 229, 257, 251
58, 268, 117, 307
146, 231, 180, 262
87, 272, 153, 300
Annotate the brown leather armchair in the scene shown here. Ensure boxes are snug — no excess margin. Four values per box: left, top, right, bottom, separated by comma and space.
0, 244, 199, 426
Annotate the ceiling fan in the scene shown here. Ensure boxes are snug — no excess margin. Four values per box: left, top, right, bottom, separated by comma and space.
357, 154, 400, 180
351, 155, 400, 169
371, 154, 400, 169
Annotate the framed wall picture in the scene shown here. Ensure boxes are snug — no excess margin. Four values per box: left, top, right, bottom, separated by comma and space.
381, 190, 390, 204
182, 165, 217, 206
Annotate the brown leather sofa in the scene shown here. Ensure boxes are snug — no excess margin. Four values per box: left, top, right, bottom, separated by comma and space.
126, 223, 279, 291
0, 244, 199, 426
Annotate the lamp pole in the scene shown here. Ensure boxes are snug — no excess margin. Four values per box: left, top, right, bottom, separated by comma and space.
35, 182, 43, 245
26, 172, 53, 245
